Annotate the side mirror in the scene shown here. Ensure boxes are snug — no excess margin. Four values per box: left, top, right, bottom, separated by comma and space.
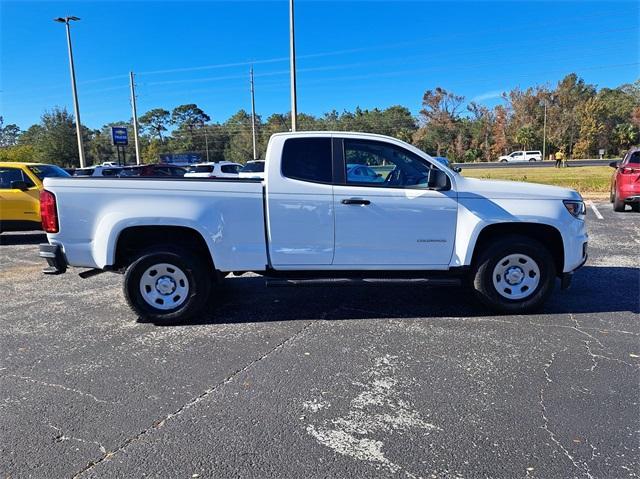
454, 167, 462, 173
427, 169, 450, 190
376, 173, 382, 178
609, 161, 619, 169
11, 180, 30, 191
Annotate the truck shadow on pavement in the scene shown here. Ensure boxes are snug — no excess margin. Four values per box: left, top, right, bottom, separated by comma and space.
0, 232, 46, 246
154, 265, 639, 326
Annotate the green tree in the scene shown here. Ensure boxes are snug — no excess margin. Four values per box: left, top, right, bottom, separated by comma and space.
139, 108, 170, 142
548, 74, 597, 157
223, 110, 258, 163
0, 117, 21, 147
467, 102, 494, 161
170, 104, 211, 151
0, 145, 36, 162
142, 139, 163, 164
574, 97, 605, 158
16, 107, 86, 166
416, 87, 464, 157
614, 123, 639, 151
514, 125, 538, 150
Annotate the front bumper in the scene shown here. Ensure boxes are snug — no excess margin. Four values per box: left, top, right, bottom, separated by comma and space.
622, 195, 640, 204
39, 243, 67, 275
560, 242, 588, 290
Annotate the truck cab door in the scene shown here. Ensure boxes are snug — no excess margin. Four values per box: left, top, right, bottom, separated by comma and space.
511, 151, 524, 162
265, 136, 335, 266
332, 138, 457, 268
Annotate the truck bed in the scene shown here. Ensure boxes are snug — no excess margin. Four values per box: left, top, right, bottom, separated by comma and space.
43, 176, 268, 272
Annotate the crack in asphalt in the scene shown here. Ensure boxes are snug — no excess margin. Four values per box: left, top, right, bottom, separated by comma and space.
569, 314, 606, 349
47, 424, 107, 454
539, 348, 595, 479
478, 317, 640, 338
2, 374, 110, 404
569, 314, 639, 371
70, 319, 316, 478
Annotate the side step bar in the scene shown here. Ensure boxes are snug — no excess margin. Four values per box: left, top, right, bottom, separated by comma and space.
265, 277, 461, 288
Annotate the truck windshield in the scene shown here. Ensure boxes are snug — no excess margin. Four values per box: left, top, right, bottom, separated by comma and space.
28, 165, 71, 179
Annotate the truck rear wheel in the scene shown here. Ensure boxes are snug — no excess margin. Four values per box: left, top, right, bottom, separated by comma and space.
123, 246, 211, 323
471, 235, 555, 313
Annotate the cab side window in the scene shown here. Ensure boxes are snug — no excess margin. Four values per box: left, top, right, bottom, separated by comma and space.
344, 139, 440, 189
0, 168, 35, 189
282, 138, 332, 183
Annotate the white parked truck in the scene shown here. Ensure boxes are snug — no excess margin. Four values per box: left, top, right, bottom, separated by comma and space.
498, 150, 543, 162
39, 132, 588, 322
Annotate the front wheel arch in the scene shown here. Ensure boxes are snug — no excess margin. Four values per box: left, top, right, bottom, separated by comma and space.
470, 222, 564, 276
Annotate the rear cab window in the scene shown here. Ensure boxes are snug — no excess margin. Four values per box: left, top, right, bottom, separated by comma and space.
281, 138, 332, 183
191, 165, 214, 173
221, 164, 240, 174
241, 162, 265, 172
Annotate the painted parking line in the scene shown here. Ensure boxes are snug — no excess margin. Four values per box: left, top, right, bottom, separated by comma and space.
588, 200, 604, 220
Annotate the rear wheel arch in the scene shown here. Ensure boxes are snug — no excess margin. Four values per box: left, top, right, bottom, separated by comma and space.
470, 222, 564, 275
113, 225, 215, 271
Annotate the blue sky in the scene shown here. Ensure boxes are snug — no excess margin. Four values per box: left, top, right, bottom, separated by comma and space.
1, 1, 638, 130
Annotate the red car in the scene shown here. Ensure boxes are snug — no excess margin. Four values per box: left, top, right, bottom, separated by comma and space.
610, 147, 640, 212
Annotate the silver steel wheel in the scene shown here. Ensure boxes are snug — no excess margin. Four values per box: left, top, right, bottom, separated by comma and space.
492, 253, 541, 300
139, 263, 190, 310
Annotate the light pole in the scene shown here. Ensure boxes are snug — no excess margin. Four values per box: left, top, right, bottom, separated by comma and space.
250, 66, 258, 160
54, 16, 86, 168
289, 0, 298, 131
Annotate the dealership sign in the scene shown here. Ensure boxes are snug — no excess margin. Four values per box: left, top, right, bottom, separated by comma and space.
111, 126, 129, 146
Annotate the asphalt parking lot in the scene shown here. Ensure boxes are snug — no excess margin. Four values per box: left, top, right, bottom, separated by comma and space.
1, 203, 638, 479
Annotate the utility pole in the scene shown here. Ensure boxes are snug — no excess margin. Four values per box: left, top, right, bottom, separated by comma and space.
54, 16, 86, 168
289, 0, 298, 131
542, 100, 547, 162
250, 66, 258, 160
129, 71, 141, 165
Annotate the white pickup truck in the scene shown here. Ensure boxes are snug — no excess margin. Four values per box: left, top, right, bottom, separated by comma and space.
39, 132, 588, 322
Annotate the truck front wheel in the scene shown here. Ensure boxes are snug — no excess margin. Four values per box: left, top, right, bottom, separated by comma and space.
123, 246, 211, 323
471, 236, 556, 313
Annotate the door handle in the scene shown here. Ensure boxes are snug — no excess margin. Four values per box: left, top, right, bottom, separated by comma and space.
341, 198, 371, 205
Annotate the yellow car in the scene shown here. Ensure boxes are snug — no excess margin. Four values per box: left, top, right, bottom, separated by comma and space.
0, 162, 70, 232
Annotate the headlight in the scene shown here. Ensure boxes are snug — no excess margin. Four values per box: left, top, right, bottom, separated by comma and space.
563, 200, 586, 219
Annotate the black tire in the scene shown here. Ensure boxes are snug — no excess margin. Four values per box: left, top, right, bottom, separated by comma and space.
631, 203, 640, 213
123, 246, 211, 323
470, 235, 556, 314
529, 158, 536, 162
613, 191, 626, 212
